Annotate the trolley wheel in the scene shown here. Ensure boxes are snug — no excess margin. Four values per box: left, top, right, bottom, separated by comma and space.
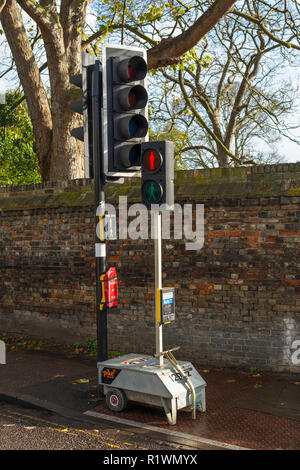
105, 388, 127, 412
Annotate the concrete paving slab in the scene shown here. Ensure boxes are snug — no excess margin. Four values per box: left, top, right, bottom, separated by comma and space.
235, 376, 300, 422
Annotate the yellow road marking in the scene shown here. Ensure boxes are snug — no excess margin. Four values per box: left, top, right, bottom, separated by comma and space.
52, 428, 78, 437
3, 409, 134, 449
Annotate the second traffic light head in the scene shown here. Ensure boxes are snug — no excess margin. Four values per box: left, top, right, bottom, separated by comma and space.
141, 141, 174, 209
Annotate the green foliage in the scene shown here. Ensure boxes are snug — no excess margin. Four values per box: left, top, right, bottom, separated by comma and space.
84, 338, 121, 358
149, 124, 189, 170
137, 4, 165, 22
0, 91, 41, 187
85, 338, 98, 356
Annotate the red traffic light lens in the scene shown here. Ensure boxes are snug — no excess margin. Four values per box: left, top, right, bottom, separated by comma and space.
118, 56, 147, 83
128, 64, 136, 80
143, 149, 162, 171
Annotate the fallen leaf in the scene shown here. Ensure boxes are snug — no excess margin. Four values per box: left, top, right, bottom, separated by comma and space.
53, 374, 64, 379
226, 379, 236, 383
294, 382, 300, 386
72, 378, 90, 384
254, 384, 263, 388
202, 369, 210, 373
280, 402, 285, 406
252, 373, 261, 377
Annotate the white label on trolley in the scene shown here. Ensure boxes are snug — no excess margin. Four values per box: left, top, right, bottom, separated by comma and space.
95, 243, 106, 257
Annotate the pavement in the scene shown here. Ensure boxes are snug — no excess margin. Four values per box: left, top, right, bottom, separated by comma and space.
0, 340, 300, 450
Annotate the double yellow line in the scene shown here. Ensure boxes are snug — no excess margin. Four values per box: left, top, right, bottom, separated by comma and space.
0, 408, 146, 450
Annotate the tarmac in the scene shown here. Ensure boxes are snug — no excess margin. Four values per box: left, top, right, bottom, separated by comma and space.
0, 340, 300, 451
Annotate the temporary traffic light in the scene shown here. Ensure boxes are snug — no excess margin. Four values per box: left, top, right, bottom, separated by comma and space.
102, 45, 148, 177
141, 141, 174, 208
69, 53, 96, 178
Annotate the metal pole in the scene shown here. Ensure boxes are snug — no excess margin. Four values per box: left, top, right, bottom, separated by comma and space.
92, 60, 108, 365
154, 211, 163, 366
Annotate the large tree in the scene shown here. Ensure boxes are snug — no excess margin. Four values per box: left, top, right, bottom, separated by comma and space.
148, 2, 300, 167
0, 0, 237, 181
0, 0, 299, 180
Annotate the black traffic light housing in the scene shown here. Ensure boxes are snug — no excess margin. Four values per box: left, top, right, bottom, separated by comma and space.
141, 141, 174, 209
102, 45, 148, 178
69, 53, 97, 179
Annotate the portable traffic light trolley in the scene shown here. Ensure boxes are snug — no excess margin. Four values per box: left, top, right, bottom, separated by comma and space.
70, 44, 206, 425
97, 201, 207, 425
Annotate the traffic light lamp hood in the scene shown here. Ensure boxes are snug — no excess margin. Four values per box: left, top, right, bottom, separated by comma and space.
118, 143, 141, 168
118, 85, 148, 111
117, 56, 147, 82
118, 114, 148, 139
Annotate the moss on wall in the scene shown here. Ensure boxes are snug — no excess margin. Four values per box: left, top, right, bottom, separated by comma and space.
1, 163, 300, 212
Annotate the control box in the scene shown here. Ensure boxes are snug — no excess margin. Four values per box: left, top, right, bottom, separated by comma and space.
157, 287, 175, 324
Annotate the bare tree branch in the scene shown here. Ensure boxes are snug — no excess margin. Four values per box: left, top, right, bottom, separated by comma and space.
147, 0, 238, 69
232, 8, 300, 51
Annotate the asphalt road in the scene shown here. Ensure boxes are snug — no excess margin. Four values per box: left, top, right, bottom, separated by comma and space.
0, 400, 199, 452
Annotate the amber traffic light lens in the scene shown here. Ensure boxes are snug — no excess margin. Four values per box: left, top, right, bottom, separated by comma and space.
128, 90, 136, 107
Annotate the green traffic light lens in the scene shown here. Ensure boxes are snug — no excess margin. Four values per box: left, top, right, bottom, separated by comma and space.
129, 118, 138, 137
142, 180, 163, 204
119, 114, 148, 139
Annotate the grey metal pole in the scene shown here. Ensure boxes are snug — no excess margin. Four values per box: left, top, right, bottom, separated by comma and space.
154, 211, 163, 366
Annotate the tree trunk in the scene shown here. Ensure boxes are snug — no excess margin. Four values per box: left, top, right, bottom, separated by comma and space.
0, 0, 53, 180
1, 0, 239, 181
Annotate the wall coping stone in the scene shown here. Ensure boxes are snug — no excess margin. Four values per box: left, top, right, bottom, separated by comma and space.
1, 163, 300, 212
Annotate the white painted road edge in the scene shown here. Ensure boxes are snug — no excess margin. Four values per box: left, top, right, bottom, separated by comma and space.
84, 410, 250, 451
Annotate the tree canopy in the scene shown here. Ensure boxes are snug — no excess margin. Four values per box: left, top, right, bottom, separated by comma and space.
0, 91, 40, 185
0, 0, 299, 181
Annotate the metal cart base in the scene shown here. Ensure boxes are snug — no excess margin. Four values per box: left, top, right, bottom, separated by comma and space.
98, 350, 206, 425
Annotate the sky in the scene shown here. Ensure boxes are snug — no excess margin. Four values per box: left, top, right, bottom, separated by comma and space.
1, 71, 298, 164
0, 4, 299, 165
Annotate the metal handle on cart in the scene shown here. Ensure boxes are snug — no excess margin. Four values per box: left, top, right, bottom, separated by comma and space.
155, 346, 196, 420
154, 346, 180, 358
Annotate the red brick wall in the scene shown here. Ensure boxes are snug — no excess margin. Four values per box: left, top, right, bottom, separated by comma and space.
1, 165, 300, 372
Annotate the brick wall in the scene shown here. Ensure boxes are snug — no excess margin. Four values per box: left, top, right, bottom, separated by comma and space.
1, 164, 300, 372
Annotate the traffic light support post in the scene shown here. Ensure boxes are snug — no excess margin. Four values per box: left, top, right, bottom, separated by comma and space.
91, 59, 108, 366
154, 211, 164, 367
